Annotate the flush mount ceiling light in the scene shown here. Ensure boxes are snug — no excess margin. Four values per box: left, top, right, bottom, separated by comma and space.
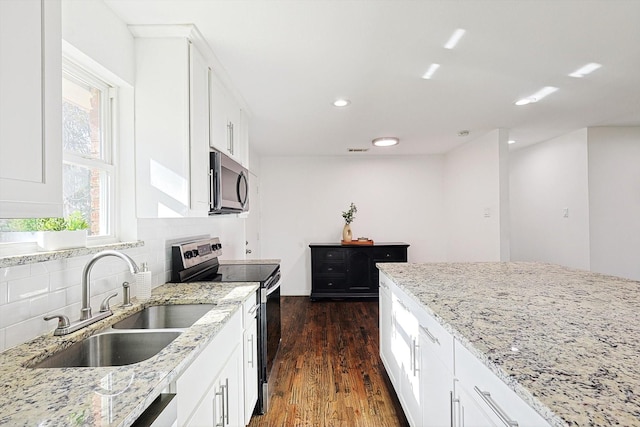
421, 63, 440, 79
569, 62, 602, 78
515, 86, 558, 106
457, 130, 470, 137
333, 99, 351, 107
444, 29, 466, 49
508, 140, 516, 144
372, 137, 399, 147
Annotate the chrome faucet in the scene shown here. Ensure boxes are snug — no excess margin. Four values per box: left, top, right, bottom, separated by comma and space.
44, 250, 140, 335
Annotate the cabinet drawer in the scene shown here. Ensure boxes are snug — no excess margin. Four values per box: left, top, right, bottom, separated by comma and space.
455, 341, 550, 427
417, 308, 454, 371
314, 262, 346, 276
314, 248, 346, 261
373, 247, 406, 261
313, 277, 347, 292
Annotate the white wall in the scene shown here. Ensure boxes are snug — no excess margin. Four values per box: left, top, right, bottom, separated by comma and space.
509, 129, 591, 270
443, 129, 510, 261
588, 127, 640, 280
260, 155, 445, 295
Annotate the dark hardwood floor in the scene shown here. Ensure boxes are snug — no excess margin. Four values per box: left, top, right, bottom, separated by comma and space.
249, 297, 408, 427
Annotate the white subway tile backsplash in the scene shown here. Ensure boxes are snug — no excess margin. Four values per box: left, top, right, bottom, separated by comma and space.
30, 294, 50, 318
50, 267, 82, 291
0, 299, 30, 328
48, 289, 66, 311
0, 264, 30, 282
0, 282, 7, 305
7, 275, 49, 302
65, 284, 82, 306
6, 317, 50, 349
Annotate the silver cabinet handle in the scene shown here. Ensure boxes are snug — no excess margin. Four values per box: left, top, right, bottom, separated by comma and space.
214, 387, 224, 426
248, 334, 254, 368
224, 378, 230, 425
380, 281, 389, 290
249, 303, 260, 316
419, 324, 440, 345
473, 386, 519, 426
220, 382, 227, 426
412, 337, 419, 376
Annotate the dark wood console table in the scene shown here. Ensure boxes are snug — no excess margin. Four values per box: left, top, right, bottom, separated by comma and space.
309, 242, 409, 300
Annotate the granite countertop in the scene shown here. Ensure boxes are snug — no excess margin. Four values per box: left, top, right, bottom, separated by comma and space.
377, 262, 640, 426
0, 281, 259, 426
220, 258, 281, 265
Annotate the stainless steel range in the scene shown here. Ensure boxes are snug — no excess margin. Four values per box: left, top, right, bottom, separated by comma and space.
171, 237, 281, 414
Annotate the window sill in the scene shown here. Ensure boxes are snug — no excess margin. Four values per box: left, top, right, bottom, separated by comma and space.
0, 240, 144, 268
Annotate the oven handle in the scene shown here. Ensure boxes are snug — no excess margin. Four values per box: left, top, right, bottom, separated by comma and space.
265, 280, 281, 297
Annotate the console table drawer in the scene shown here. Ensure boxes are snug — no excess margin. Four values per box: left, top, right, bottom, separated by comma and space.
373, 247, 407, 261
314, 248, 346, 261
314, 262, 347, 276
313, 277, 347, 292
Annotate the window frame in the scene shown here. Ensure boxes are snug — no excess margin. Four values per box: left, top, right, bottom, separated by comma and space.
61, 58, 118, 244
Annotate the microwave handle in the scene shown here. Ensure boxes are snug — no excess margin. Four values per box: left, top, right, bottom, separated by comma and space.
209, 169, 215, 210
237, 171, 249, 209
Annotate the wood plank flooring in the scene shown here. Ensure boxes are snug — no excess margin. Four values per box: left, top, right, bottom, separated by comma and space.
248, 297, 408, 427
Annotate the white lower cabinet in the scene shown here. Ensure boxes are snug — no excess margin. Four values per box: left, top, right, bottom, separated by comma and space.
242, 295, 259, 424
453, 341, 549, 427
176, 308, 244, 427
379, 273, 550, 427
379, 275, 398, 386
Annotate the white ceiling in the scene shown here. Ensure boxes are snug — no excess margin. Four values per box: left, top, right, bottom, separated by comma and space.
104, 0, 640, 156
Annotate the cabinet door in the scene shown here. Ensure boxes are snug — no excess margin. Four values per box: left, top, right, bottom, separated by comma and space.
393, 291, 421, 426
188, 42, 211, 214
379, 274, 398, 386
346, 249, 372, 292
455, 341, 550, 427
0, 0, 62, 218
209, 70, 228, 154
419, 328, 454, 426
243, 313, 258, 424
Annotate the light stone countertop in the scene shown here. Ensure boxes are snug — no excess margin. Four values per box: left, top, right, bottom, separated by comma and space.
0, 281, 259, 426
220, 258, 281, 265
377, 262, 640, 427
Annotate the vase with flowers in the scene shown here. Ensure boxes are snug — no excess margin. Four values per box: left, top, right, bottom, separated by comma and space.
341, 202, 357, 242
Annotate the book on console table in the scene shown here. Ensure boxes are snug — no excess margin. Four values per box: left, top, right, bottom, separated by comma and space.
341, 239, 374, 245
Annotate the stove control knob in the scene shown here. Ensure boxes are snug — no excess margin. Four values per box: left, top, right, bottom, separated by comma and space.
184, 251, 193, 259
192, 249, 199, 257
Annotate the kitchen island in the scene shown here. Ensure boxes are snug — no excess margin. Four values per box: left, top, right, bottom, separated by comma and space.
377, 262, 640, 426
0, 281, 259, 426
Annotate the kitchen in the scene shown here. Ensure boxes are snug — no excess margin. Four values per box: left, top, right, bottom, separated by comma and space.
1, 0, 639, 426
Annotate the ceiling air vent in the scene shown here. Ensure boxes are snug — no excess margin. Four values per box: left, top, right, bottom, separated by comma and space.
348, 148, 369, 153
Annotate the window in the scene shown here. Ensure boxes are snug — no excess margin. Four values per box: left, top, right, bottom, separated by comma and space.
0, 59, 117, 247
62, 60, 115, 238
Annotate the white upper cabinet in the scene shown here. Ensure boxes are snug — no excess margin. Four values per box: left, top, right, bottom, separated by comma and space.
209, 71, 249, 167
0, 0, 62, 218
131, 24, 250, 217
131, 25, 212, 218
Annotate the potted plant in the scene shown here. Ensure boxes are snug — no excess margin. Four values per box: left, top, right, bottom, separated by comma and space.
10, 211, 89, 250
341, 202, 357, 242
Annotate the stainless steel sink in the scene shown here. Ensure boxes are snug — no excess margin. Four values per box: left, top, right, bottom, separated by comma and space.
112, 304, 216, 329
31, 330, 181, 368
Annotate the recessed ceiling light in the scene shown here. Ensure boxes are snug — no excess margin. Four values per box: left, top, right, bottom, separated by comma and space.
569, 62, 602, 78
515, 86, 558, 106
421, 63, 440, 79
508, 140, 516, 144
457, 130, 469, 137
444, 29, 466, 49
333, 99, 351, 107
372, 137, 399, 147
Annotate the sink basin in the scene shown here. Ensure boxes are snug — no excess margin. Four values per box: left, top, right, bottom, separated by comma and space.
112, 304, 216, 329
31, 330, 181, 368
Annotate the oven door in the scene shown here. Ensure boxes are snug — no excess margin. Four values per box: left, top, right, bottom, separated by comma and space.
257, 274, 281, 414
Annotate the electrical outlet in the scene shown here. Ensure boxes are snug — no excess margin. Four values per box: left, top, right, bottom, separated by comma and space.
563, 208, 569, 218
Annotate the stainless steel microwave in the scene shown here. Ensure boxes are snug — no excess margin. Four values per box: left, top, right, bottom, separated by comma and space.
209, 150, 249, 214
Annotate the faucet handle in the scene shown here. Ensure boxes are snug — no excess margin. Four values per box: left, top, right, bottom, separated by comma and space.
100, 292, 118, 312
44, 314, 71, 329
